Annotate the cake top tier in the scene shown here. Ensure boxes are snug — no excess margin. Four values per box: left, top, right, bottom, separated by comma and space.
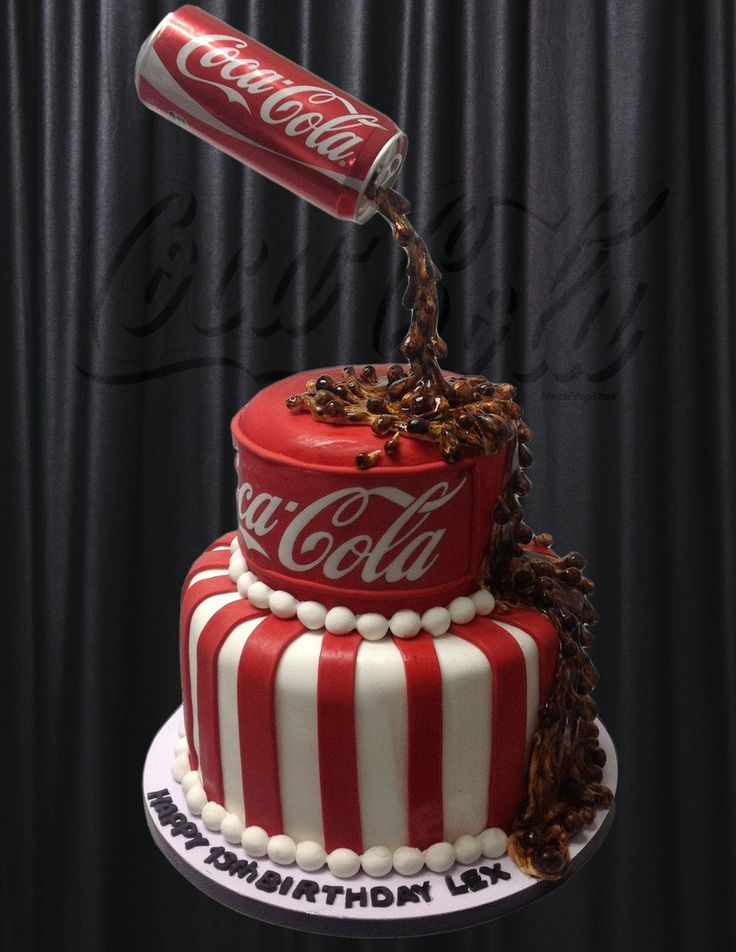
231, 367, 514, 615
234, 368, 481, 471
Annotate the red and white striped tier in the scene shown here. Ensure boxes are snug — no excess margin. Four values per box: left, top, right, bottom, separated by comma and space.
179, 533, 559, 856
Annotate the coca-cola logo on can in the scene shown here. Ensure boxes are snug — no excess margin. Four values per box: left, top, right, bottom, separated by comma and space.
136, 5, 407, 219
175, 33, 387, 165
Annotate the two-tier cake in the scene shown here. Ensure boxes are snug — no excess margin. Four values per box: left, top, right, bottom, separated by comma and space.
170, 364, 610, 881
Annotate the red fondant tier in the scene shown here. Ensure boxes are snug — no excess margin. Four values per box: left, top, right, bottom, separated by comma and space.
180, 535, 560, 852
231, 367, 511, 614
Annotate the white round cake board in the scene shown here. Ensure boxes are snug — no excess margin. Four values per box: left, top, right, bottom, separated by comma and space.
143, 707, 617, 937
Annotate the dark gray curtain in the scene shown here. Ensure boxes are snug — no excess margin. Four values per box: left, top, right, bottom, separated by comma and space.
3, 1, 734, 949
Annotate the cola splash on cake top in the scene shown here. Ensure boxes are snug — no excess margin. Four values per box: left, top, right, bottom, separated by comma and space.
287, 187, 522, 469
288, 185, 613, 881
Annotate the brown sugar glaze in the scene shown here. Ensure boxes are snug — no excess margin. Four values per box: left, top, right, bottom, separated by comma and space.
287, 186, 613, 880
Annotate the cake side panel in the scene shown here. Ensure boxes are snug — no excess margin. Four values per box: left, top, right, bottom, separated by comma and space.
316, 633, 365, 852
274, 632, 324, 843
434, 635, 492, 842
231, 371, 510, 615
354, 639, 409, 849
451, 619, 528, 832
175, 539, 561, 872
217, 616, 266, 819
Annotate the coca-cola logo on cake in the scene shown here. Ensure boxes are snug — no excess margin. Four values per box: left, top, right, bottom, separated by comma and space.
237, 476, 467, 584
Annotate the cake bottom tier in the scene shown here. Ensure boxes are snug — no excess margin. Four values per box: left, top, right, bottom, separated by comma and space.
173, 533, 559, 877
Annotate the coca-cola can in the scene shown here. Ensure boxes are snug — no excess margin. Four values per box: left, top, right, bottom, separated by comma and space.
135, 4, 408, 222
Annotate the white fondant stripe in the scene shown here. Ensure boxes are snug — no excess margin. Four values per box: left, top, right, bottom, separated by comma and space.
493, 621, 540, 753
433, 634, 492, 842
274, 632, 325, 843
217, 615, 267, 819
188, 593, 241, 761
188, 568, 230, 586
354, 639, 408, 849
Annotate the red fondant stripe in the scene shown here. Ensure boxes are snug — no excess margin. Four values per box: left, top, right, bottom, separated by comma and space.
455, 617, 527, 832
184, 549, 232, 588
196, 601, 265, 804
498, 606, 559, 703
179, 576, 236, 770
237, 616, 305, 833
317, 633, 363, 853
394, 634, 444, 848
207, 531, 238, 551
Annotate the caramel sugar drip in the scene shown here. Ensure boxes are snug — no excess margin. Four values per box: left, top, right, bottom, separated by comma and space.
286, 187, 520, 467
285, 185, 613, 881
486, 431, 614, 881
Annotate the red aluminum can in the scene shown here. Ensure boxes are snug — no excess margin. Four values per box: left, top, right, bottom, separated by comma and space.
135, 5, 408, 222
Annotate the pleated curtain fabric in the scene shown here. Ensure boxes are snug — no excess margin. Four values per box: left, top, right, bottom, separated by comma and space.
2, 1, 734, 949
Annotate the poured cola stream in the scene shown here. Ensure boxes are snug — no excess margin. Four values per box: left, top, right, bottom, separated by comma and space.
288, 185, 613, 881
287, 188, 522, 468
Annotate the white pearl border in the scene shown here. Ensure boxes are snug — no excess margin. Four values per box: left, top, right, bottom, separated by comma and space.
227, 537, 496, 640
172, 731, 508, 878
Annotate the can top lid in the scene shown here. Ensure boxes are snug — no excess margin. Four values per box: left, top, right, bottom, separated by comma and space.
354, 132, 409, 224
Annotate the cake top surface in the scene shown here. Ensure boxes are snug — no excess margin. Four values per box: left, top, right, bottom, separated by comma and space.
233, 365, 490, 472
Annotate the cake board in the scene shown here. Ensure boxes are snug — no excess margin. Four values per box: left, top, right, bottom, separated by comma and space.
143, 707, 617, 937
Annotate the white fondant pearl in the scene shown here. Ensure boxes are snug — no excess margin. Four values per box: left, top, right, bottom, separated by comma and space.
424, 842, 456, 873
269, 590, 298, 619
454, 834, 482, 864
185, 784, 207, 815
173, 736, 189, 756
221, 813, 244, 844
327, 848, 361, 878
267, 834, 296, 865
247, 581, 272, 609
480, 827, 508, 858
449, 596, 477, 625
201, 801, 227, 831
297, 601, 327, 630
357, 613, 390, 641
471, 588, 496, 615
181, 770, 200, 794
230, 536, 240, 553
295, 841, 327, 872
171, 752, 190, 782
178, 721, 186, 738
389, 610, 422, 639
236, 571, 258, 597
421, 606, 452, 637
361, 845, 393, 877
242, 826, 269, 857
325, 606, 357, 635
228, 551, 248, 582
393, 846, 424, 876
